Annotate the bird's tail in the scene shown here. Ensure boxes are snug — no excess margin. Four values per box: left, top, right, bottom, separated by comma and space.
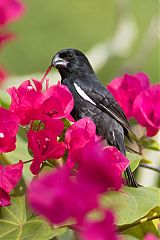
124, 166, 139, 188
114, 133, 139, 188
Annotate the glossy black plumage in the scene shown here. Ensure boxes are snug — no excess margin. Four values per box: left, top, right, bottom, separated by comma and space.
52, 48, 138, 187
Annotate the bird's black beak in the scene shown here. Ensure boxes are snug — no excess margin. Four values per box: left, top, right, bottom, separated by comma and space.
52, 55, 69, 69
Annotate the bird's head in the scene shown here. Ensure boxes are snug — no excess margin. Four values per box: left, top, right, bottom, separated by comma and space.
51, 48, 93, 78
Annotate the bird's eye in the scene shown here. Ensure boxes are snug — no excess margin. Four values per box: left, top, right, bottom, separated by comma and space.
68, 53, 74, 59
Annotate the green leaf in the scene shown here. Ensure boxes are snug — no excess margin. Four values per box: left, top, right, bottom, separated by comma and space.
126, 152, 142, 172
62, 118, 73, 128
141, 137, 160, 151
58, 230, 74, 240
122, 221, 159, 239
0, 89, 10, 108
4, 134, 33, 183
122, 234, 139, 240
119, 207, 160, 238
140, 158, 152, 164
0, 196, 67, 240
4, 134, 30, 163
102, 187, 160, 226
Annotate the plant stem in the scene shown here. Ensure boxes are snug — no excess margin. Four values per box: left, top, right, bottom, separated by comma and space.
23, 159, 32, 164
0, 154, 10, 164
138, 143, 143, 155
118, 214, 160, 232
20, 125, 28, 133
126, 146, 141, 155
139, 164, 160, 173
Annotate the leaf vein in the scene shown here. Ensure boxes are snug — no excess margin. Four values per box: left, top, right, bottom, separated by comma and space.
0, 226, 17, 238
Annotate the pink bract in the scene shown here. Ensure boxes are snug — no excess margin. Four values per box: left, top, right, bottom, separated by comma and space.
79, 210, 118, 240
28, 129, 65, 175
0, 161, 23, 193
8, 80, 74, 125
0, 188, 10, 207
103, 146, 129, 174
0, 107, 19, 153
28, 166, 98, 224
107, 72, 150, 118
7, 80, 44, 125
77, 143, 123, 194
133, 84, 160, 136
65, 118, 100, 168
0, 0, 25, 26
65, 117, 97, 150
28, 167, 76, 224
28, 142, 123, 226
43, 83, 74, 120
44, 118, 64, 136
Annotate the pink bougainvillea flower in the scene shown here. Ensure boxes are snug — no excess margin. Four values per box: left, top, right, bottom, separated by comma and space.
0, 161, 23, 193
0, 0, 25, 26
28, 129, 65, 175
0, 161, 23, 207
28, 166, 98, 224
8, 80, 74, 125
79, 210, 118, 240
77, 143, 123, 195
68, 184, 99, 223
0, 107, 19, 153
7, 79, 44, 125
44, 118, 64, 136
103, 146, 129, 174
28, 167, 75, 224
44, 82, 73, 111
0, 188, 10, 207
133, 84, 160, 136
65, 117, 100, 168
107, 72, 150, 118
42, 83, 74, 120
144, 233, 159, 240
65, 117, 97, 150
28, 142, 123, 226
40, 96, 66, 119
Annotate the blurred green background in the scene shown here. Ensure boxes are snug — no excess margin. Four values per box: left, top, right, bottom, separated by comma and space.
1, 0, 159, 84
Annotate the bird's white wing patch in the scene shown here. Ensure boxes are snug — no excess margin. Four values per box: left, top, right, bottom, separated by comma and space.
74, 83, 96, 105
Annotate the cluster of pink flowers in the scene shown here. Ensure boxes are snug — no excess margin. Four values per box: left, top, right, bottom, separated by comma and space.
28, 139, 127, 240
0, 0, 25, 83
7, 79, 74, 174
0, 70, 159, 239
107, 73, 160, 137
0, 74, 131, 239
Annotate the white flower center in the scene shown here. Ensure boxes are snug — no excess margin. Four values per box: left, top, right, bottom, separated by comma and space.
45, 137, 50, 142
0, 132, 4, 138
27, 86, 33, 91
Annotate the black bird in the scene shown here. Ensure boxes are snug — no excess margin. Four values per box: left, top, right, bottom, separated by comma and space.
51, 48, 138, 187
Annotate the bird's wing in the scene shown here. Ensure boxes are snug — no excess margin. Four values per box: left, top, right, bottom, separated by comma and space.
74, 80, 132, 134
